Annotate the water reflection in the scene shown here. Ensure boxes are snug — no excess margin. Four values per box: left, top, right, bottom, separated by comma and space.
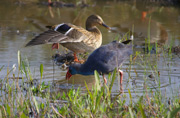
54, 75, 96, 90
0, 0, 180, 98
111, 7, 168, 54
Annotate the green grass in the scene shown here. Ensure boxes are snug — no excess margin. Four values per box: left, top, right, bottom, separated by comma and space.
0, 49, 180, 118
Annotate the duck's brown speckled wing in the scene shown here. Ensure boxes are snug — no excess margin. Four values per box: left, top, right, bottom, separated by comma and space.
25, 30, 68, 46
25, 23, 89, 47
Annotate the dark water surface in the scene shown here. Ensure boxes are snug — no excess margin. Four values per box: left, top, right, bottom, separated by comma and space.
0, 0, 180, 99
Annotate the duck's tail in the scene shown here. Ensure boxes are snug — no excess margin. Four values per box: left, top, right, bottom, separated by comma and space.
121, 35, 133, 44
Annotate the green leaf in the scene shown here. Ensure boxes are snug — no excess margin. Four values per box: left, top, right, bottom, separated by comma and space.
139, 102, 146, 118
128, 107, 134, 118
61, 92, 66, 100
0, 110, 2, 118
20, 112, 28, 118
167, 111, 170, 118
74, 88, 80, 101
95, 91, 103, 112
169, 107, 180, 118
59, 106, 66, 116
40, 103, 45, 109
109, 69, 116, 93
33, 96, 39, 114
128, 89, 132, 106
18, 50, 21, 70
0, 65, 4, 71
94, 70, 101, 91
6, 104, 11, 116
21, 61, 27, 78
40, 64, 43, 79
85, 81, 93, 101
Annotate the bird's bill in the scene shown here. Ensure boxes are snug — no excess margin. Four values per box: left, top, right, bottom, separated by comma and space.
52, 43, 59, 50
101, 23, 111, 30
66, 69, 72, 80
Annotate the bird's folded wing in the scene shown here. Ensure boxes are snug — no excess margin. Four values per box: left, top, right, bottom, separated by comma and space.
26, 24, 89, 46
60, 23, 89, 43
60, 27, 88, 43
25, 30, 68, 46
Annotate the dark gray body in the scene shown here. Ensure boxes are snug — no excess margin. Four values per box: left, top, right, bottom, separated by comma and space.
70, 40, 133, 75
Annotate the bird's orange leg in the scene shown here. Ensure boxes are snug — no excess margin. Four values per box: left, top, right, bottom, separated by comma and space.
118, 69, 123, 93
74, 53, 79, 62
73, 53, 85, 63
103, 74, 107, 84
119, 70, 123, 84
52, 43, 59, 50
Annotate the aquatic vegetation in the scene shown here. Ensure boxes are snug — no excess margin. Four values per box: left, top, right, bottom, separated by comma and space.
0, 0, 180, 117
0, 50, 180, 117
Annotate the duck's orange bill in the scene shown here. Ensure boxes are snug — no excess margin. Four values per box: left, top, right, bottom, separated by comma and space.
66, 69, 72, 80
52, 43, 59, 50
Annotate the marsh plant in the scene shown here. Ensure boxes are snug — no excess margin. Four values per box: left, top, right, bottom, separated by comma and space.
0, 50, 180, 117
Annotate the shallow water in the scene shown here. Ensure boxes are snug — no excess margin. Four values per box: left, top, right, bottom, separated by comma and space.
0, 0, 180, 99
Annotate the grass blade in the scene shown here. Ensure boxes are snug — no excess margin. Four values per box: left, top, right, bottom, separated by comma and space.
109, 69, 116, 93
128, 89, 132, 106
18, 50, 21, 71
169, 107, 180, 118
95, 91, 103, 112
0, 65, 4, 72
94, 70, 101, 91
129, 107, 134, 118
6, 104, 11, 117
85, 81, 93, 101
33, 96, 39, 114
20, 112, 28, 118
139, 102, 146, 118
40, 64, 43, 79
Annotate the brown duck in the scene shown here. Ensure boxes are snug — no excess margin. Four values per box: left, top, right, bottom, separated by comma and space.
25, 15, 111, 62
